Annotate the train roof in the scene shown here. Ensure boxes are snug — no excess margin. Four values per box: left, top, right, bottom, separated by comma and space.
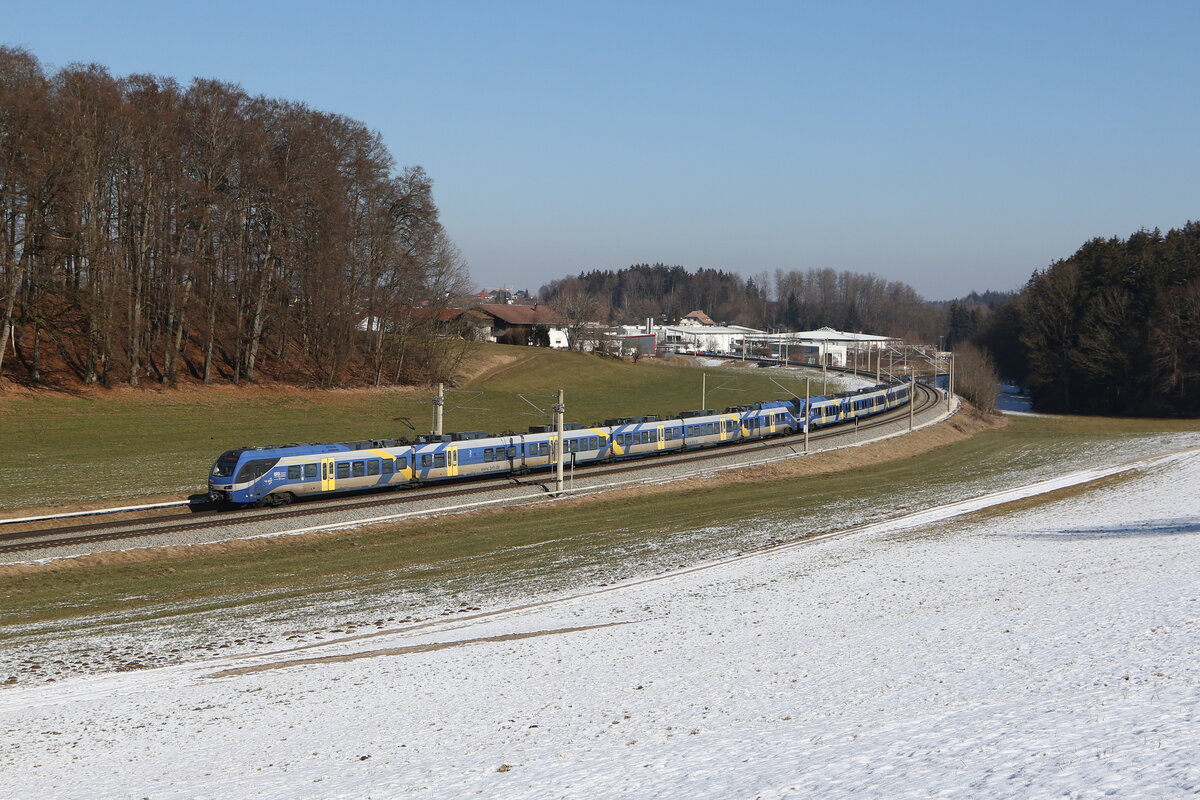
226, 438, 402, 458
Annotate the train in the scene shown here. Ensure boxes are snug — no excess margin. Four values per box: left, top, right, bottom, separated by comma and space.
207, 379, 914, 507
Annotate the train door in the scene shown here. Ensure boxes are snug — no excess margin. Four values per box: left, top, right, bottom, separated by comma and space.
549, 436, 559, 465
447, 447, 459, 477
657, 424, 665, 450
321, 458, 336, 491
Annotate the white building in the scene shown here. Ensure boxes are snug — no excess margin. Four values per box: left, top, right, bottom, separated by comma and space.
744, 327, 898, 366
616, 318, 763, 355
615, 319, 899, 364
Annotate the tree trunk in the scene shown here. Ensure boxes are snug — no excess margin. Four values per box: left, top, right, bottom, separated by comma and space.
30, 321, 41, 384
244, 244, 273, 381
203, 294, 217, 384
0, 261, 26, 378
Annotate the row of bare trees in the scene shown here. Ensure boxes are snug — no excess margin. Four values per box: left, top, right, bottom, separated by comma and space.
0, 47, 469, 389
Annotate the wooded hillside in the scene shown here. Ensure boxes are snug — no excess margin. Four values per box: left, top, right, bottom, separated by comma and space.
979, 223, 1200, 416
0, 47, 469, 389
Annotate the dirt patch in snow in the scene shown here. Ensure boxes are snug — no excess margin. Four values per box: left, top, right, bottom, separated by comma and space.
207, 620, 635, 678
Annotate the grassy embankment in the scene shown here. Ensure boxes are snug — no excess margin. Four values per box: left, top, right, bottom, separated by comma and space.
0, 344, 841, 513
3, 383, 1198, 631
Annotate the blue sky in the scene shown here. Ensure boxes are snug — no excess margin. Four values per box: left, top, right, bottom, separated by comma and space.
5, 0, 1198, 300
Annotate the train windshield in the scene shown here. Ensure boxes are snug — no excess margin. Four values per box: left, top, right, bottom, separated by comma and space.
211, 450, 243, 478
236, 458, 279, 484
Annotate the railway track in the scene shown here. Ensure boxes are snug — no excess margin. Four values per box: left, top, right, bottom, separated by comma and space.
1, 382, 945, 558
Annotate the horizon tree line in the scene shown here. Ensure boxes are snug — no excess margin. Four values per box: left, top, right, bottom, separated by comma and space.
540, 264, 952, 344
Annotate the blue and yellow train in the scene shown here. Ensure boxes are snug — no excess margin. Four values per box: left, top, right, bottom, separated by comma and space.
207, 380, 913, 506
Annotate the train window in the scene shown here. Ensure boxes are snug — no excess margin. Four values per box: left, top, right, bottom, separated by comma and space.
352, 461, 366, 478
336, 462, 350, 479
484, 449, 494, 462
235, 458, 279, 484
510, 445, 519, 458
367, 460, 380, 476
591, 436, 599, 449
287, 465, 301, 480
382, 459, 394, 474
434, 453, 446, 468
421, 454, 433, 468
304, 463, 318, 479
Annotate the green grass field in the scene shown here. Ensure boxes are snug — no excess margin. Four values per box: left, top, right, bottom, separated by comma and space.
4, 409, 1199, 633
0, 345, 843, 512
4, 346, 1198, 633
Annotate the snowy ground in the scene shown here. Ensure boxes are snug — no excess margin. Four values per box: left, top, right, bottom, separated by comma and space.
2, 443, 1199, 799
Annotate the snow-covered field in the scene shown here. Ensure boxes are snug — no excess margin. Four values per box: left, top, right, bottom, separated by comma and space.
3, 443, 1199, 799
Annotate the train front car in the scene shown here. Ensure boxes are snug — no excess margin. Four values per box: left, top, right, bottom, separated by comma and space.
209, 440, 412, 507
208, 447, 289, 506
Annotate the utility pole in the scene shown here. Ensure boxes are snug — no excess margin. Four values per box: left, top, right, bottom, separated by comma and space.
875, 347, 881, 383
432, 382, 444, 435
804, 376, 810, 453
702, 372, 707, 410
909, 378, 915, 431
947, 352, 955, 411
554, 389, 565, 495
